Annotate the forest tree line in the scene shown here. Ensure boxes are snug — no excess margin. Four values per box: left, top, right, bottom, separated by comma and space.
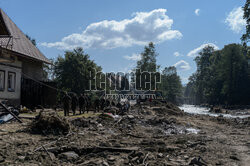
185, 0, 250, 105
184, 44, 250, 105
43, 42, 183, 104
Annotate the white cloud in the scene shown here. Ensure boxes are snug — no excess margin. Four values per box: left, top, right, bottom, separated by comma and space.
195, 9, 200, 16
225, 7, 246, 33
187, 43, 219, 57
41, 9, 182, 50
174, 51, 182, 57
124, 53, 141, 61
119, 62, 137, 73
181, 77, 189, 84
174, 60, 191, 71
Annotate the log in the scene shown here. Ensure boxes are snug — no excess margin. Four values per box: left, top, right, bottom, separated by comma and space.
0, 102, 22, 123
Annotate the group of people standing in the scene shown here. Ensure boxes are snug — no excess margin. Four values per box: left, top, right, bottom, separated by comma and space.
62, 92, 131, 116
62, 93, 91, 116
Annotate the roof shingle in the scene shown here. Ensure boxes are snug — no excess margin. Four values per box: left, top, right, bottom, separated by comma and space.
0, 8, 50, 63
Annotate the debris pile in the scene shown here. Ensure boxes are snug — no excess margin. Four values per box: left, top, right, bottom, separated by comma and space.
0, 101, 248, 165
30, 110, 70, 135
70, 118, 90, 128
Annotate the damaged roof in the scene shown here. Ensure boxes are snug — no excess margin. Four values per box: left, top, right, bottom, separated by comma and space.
0, 8, 50, 63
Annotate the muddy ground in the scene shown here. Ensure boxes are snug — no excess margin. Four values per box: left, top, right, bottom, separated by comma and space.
0, 102, 249, 166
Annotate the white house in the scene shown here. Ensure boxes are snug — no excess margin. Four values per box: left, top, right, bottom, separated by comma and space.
0, 8, 50, 106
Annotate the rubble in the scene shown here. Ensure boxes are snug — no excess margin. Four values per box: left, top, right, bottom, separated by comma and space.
58, 151, 79, 161
30, 110, 70, 135
0, 102, 21, 124
0, 101, 249, 165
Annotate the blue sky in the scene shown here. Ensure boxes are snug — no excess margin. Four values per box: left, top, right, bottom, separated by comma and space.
0, 0, 246, 83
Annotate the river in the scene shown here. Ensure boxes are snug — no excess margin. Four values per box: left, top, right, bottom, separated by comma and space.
179, 104, 250, 119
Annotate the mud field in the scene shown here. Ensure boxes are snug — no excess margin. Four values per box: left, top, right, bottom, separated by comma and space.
0, 102, 249, 166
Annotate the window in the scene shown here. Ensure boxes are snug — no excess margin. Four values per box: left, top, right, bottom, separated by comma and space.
0, 70, 4, 91
8, 72, 16, 92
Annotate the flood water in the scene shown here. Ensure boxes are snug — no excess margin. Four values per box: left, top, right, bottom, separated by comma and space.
179, 104, 250, 119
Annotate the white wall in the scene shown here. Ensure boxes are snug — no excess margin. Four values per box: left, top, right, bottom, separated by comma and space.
0, 57, 22, 102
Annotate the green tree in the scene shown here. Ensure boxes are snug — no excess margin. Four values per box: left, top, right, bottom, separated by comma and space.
136, 42, 159, 72
161, 66, 182, 103
242, 0, 250, 43
194, 46, 215, 104
134, 42, 160, 91
219, 44, 249, 104
185, 44, 250, 105
184, 73, 197, 104
54, 47, 102, 94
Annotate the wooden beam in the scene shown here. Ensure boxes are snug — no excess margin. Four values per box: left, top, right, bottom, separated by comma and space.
0, 102, 22, 123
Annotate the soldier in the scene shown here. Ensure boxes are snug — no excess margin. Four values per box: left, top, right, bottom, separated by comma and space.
71, 93, 78, 115
63, 92, 71, 116
137, 95, 142, 105
78, 94, 85, 114
100, 97, 106, 111
105, 99, 110, 108
149, 96, 152, 107
85, 94, 91, 113
94, 98, 100, 113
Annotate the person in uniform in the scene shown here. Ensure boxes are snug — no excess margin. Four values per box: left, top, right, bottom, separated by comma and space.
100, 97, 106, 111
94, 98, 100, 113
111, 100, 116, 106
78, 94, 85, 114
63, 92, 71, 116
85, 94, 91, 113
71, 93, 78, 115
105, 99, 110, 108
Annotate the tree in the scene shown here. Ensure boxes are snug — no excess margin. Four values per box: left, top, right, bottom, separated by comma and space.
242, 0, 250, 43
134, 42, 160, 91
161, 66, 182, 103
185, 44, 250, 105
184, 73, 198, 104
219, 44, 249, 104
136, 42, 159, 72
194, 46, 215, 104
134, 42, 183, 103
54, 47, 102, 94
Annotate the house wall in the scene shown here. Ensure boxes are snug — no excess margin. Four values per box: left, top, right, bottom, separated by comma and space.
0, 56, 22, 105
0, 52, 45, 106
21, 58, 44, 81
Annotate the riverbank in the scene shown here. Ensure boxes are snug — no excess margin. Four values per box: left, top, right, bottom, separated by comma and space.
0, 103, 249, 165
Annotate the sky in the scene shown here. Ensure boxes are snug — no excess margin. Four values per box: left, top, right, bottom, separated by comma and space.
0, 0, 247, 84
